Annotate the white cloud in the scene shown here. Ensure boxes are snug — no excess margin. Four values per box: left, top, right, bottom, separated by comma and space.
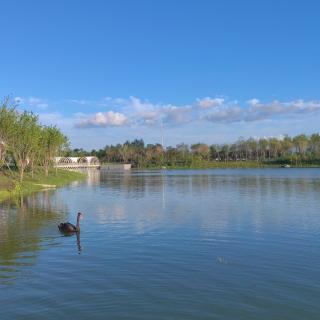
197, 97, 225, 108
162, 105, 193, 124
125, 96, 163, 124
204, 99, 320, 123
28, 97, 48, 109
11, 94, 320, 150
69, 96, 320, 128
76, 111, 128, 128
91, 96, 192, 125
15, 96, 48, 109
205, 106, 243, 123
16, 95, 320, 132
68, 99, 92, 105
247, 98, 260, 106
127, 96, 192, 125
20, 95, 320, 149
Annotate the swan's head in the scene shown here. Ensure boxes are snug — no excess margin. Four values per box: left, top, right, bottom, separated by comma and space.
78, 212, 84, 219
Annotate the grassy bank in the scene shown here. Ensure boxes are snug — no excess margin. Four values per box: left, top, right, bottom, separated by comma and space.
143, 160, 320, 169
0, 168, 86, 202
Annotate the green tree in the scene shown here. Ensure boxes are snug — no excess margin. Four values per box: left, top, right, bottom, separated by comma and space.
309, 133, 320, 155
40, 126, 68, 176
0, 98, 17, 167
258, 138, 268, 161
191, 143, 210, 160
9, 111, 39, 182
293, 134, 309, 156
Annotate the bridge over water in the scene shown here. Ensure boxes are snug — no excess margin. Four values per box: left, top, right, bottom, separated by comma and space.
54, 157, 131, 170
54, 156, 100, 169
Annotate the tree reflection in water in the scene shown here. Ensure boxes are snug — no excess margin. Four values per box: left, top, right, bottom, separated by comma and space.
0, 190, 69, 284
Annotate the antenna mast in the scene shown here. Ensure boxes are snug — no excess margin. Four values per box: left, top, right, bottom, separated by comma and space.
160, 119, 164, 148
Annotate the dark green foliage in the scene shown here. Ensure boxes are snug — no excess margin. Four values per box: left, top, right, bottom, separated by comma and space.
73, 133, 320, 168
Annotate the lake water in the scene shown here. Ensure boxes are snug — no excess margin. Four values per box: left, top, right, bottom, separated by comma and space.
0, 169, 320, 319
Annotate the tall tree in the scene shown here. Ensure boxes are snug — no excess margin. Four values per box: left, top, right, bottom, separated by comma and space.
0, 98, 17, 166
9, 111, 39, 182
309, 133, 320, 155
40, 126, 68, 176
293, 134, 309, 156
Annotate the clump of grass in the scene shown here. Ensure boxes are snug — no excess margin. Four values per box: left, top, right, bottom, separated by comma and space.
0, 168, 86, 202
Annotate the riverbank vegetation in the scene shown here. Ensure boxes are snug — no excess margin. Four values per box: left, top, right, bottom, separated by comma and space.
0, 98, 85, 201
0, 168, 85, 202
0, 98, 68, 182
66, 134, 320, 168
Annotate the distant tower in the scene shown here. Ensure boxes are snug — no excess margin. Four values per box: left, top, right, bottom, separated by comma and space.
160, 119, 164, 148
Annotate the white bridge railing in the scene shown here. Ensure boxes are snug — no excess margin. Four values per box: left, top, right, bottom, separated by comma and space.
53, 156, 100, 169
54, 163, 100, 169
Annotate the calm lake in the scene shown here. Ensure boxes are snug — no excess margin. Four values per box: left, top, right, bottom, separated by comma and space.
0, 169, 320, 319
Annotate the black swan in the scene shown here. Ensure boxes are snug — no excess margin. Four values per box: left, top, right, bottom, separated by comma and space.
58, 212, 83, 233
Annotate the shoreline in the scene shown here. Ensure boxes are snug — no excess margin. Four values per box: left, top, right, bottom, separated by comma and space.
0, 169, 86, 203
141, 165, 320, 170
133, 161, 320, 170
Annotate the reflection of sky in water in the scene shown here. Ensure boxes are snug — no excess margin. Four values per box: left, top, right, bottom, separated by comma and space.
65, 169, 320, 237
0, 169, 320, 319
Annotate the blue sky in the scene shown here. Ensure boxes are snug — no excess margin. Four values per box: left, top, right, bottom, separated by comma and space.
1, 0, 320, 149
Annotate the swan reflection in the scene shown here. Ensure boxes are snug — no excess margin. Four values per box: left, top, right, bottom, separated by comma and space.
76, 232, 82, 254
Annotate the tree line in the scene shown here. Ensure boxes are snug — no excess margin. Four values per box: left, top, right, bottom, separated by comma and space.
0, 98, 68, 181
66, 134, 320, 168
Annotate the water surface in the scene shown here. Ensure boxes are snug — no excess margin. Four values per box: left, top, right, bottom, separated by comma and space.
0, 169, 320, 319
